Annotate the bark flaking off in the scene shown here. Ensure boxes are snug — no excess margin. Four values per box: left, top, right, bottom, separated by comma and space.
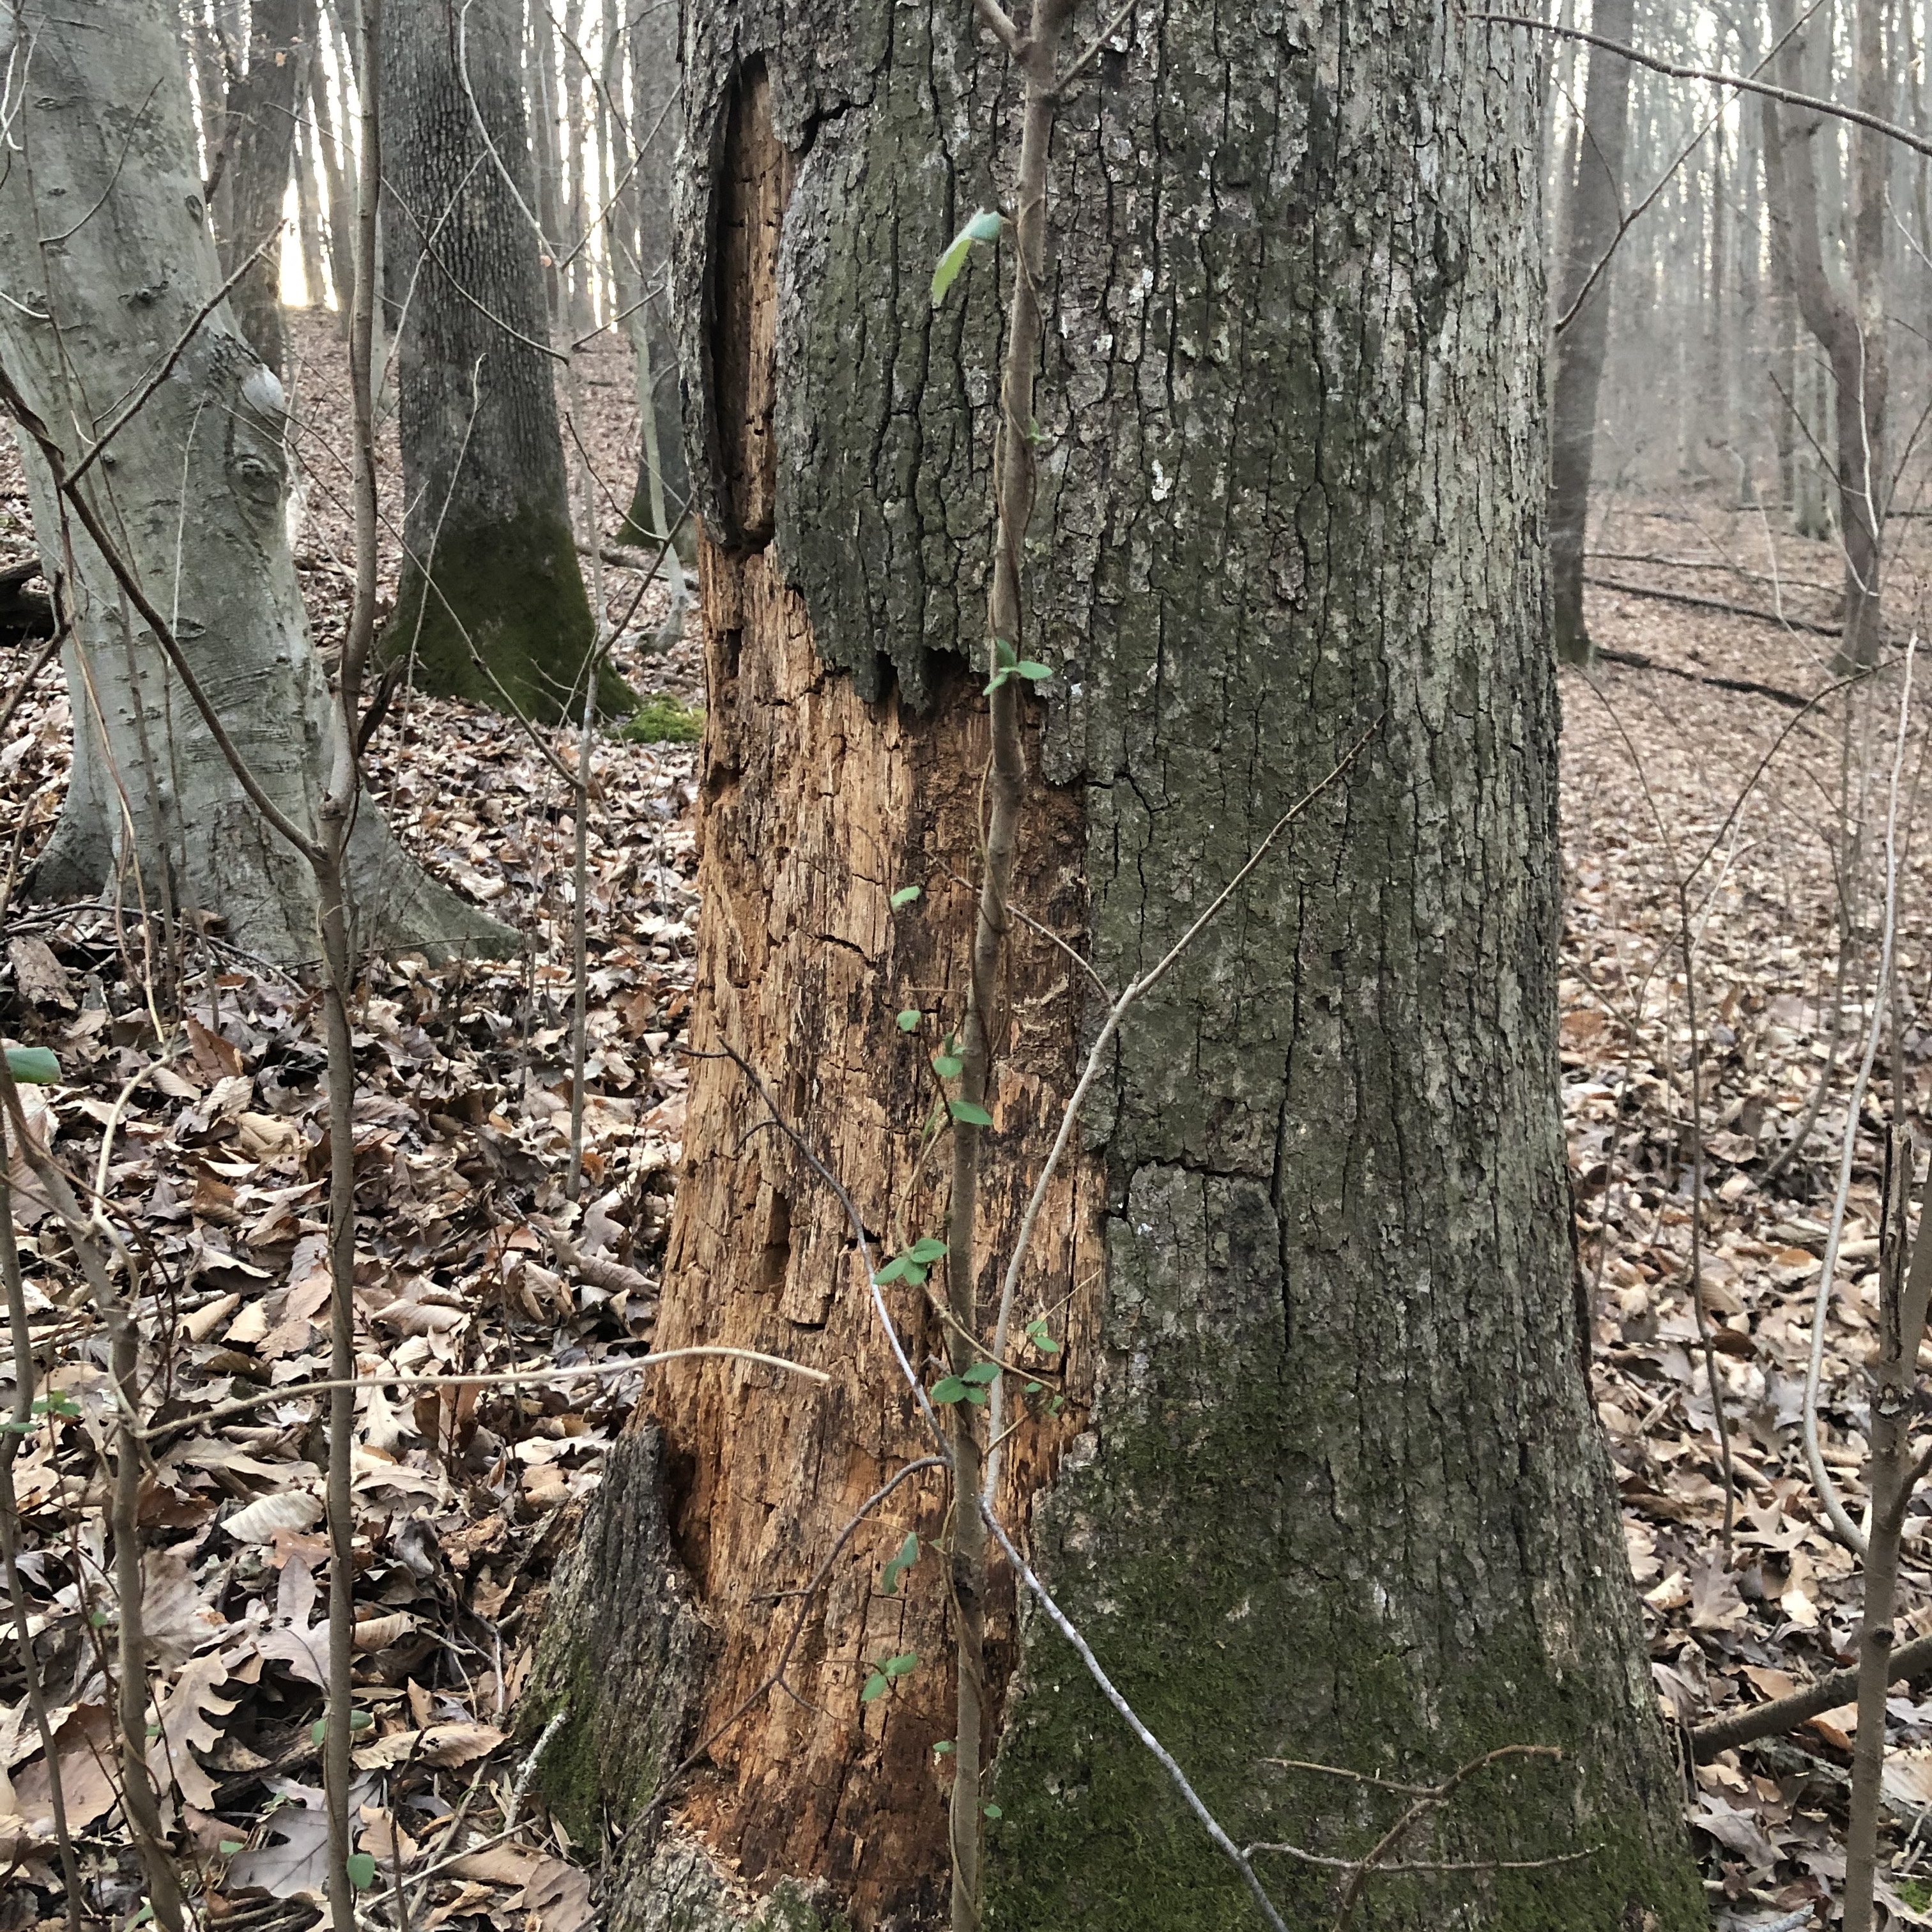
640, 3, 1704, 1928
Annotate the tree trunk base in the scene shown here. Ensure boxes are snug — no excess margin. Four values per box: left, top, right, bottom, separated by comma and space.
522, 1424, 711, 1852
380, 514, 634, 726
606, 1826, 848, 1932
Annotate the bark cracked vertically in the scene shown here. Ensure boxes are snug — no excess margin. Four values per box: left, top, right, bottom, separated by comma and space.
560, 4, 1706, 1928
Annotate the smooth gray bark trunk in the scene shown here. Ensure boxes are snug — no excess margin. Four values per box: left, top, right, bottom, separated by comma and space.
1547, 0, 1635, 666
376, 0, 608, 724
532, 4, 1705, 1929
0, 0, 503, 965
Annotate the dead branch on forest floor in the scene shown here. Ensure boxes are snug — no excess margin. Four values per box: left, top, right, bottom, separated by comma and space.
1585, 572, 1843, 638
1590, 645, 1813, 710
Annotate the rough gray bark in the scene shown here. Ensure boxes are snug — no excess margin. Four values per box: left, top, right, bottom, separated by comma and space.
539, 4, 1706, 1929
0, 0, 503, 965
1547, 0, 1634, 666
521, 1427, 709, 1856
376, 0, 612, 724
221, 0, 309, 371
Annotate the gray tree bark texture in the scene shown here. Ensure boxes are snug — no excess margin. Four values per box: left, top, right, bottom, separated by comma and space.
1545, 0, 1634, 667
0, 0, 503, 965
376, 0, 615, 725
525, 4, 1706, 1929
220, 0, 309, 372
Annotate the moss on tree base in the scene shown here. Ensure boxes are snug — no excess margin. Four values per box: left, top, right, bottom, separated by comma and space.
379, 511, 633, 724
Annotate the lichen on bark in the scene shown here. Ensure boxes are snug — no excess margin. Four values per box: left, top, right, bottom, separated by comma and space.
519, 1427, 709, 1853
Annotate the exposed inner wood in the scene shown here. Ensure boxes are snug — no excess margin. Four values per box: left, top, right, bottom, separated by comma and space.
645, 537, 1101, 1922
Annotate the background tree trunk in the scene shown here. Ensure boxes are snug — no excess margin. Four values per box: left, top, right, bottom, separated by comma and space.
526, 4, 1703, 1929
221, 0, 309, 372
1548, 0, 1636, 666
0, 0, 503, 965
1762, 0, 1888, 663
615, 0, 689, 548
309, 3, 357, 326
376, 0, 618, 725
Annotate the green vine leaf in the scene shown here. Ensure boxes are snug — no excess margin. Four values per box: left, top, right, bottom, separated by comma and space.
890, 885, 922, 908
931, 209, 1004, 306
931, 1376, 970, 1404
896, 1008, 923, 1032
933, 1050, 964, 1078
961, 1360, 1001, 1385
4, 1046, 59, 1084
880, 1529, 921, 1596
877, 1237, 948, 1289
346, 1853, 378, 1890
948, 1098, 994, 1128
863, 1651, 921, 1701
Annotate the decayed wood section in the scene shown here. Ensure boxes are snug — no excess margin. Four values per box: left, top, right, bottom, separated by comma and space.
641, 532, 1102, 1919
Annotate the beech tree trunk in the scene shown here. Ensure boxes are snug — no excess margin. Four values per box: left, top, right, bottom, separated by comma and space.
221, 0, 309, 372
1547, 0, 1635, 666
527, 6, 1703, 1929
0, 0, 503, 966
377, 0, 616, 725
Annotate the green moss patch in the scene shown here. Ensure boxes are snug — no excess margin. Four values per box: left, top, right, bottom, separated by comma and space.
620, 693, 705, 744
379, 510, 634, 725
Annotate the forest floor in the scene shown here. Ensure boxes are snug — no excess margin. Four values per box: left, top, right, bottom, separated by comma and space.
0, 305, 1923, 1928
1567, 493, 1932, 1927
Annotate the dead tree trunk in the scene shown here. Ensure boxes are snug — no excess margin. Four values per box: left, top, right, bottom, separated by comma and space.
1547, 0, 1636, 666
1762, 0, 1889, 663
376, 0, 617, 724
220, 0, 309, 372
525, 5, 1704, 1929
0, 0, 503, 964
